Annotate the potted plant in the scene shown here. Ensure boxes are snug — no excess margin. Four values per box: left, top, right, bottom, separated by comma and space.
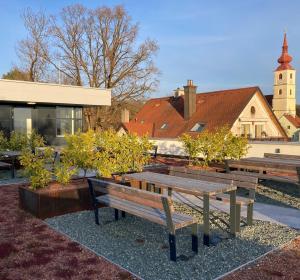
18, 147, 90, 219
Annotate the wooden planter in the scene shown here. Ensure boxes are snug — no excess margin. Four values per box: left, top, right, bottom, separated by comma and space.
18, 178, 94, 219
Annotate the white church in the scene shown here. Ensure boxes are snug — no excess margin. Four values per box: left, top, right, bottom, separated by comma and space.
266, 33, 300, 140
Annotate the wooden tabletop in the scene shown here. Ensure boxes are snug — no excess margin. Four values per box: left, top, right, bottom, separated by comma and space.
229, 157, 300, 168
0, 151, 22, 157
123, 172, 236, 196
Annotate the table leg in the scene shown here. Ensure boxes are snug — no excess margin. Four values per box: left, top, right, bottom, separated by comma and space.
203, 193, 210, 246
12, 157, 16, 178
229, 189, 237, 237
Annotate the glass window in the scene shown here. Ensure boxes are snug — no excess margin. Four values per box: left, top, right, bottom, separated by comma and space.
160, 123, 168, 129
191, 123, 205, 132
56, 107, 82, 136
279, 73, 282, 80
57, 107, 73, 118
74, 108, 82, 119
290, 73, 293, 79
255, 124, 263, 138
57, 119, 72, 136
13, 108, 32, 136
0, 106, 12, 136
241, 124, 251, 137
279, 89, 282, 95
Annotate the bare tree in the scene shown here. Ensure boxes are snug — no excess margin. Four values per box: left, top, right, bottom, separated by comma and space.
16, 8, 50, 81
16, 5, 159, 129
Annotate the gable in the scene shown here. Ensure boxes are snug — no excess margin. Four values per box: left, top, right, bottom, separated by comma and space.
232, 91, 287, 137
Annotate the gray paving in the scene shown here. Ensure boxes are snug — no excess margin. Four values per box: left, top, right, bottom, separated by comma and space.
173, 192, 300, 229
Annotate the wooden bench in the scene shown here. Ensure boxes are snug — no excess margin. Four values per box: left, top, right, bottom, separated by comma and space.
226, 158, 300, 184
264, 153, 300, 161
88, 178, 198, 261
169, 166, 258, 228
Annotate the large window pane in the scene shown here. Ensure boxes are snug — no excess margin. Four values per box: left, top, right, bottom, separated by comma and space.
13, 108, 32, 135
57, 107, 73, 118
0, 106, 12, 136
74, 119, 82, 132
57, 119, 72, 136
74, 108, 82, 119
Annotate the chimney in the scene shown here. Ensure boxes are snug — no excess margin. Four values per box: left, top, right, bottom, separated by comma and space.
183, 80, 197, 119
121, 108, 130, 123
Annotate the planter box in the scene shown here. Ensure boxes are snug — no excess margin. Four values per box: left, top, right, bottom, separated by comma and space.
19, 178, 94, 219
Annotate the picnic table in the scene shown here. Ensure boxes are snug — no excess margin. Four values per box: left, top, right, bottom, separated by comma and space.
122, 171, 238, 246
226, 157, 300, 183
0, 151, 22, 178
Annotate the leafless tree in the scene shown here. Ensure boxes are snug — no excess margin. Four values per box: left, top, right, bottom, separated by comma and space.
16, 5, 159, 128
16, 8, 50, 81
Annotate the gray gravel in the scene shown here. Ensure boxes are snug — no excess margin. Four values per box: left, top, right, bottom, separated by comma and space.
46, 204, 299, 280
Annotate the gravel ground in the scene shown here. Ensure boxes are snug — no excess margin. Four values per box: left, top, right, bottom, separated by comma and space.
46, 203, 299, 280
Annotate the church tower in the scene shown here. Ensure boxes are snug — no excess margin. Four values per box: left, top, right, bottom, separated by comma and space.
273, 33, 296, 118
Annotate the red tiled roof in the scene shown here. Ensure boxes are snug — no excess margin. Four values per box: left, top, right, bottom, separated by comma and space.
120, 122, 154, 136
283, 114, 300, 128
123, 86, 279, 138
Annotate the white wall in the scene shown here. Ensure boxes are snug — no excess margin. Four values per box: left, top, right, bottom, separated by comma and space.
151, 138, 300, 158
0, 79, 111, 106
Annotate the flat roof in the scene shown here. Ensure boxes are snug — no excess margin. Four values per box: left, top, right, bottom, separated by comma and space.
0, 79, 111, 106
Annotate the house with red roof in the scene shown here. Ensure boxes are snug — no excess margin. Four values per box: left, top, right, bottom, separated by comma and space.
119, 80, 287, 140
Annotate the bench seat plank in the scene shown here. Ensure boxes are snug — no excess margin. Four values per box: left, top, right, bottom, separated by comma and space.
97, 194, 196, 230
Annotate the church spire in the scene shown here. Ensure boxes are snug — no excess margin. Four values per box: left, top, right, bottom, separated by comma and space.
276, 33, 293, 71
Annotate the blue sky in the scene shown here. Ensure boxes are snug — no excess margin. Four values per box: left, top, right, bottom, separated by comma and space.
1, 0, 300, 100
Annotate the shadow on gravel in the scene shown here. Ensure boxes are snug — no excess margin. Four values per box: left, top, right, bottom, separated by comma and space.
46, 208, 298, 280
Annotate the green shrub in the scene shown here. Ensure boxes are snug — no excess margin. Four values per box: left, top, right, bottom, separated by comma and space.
62, 130, 96, 177
94, 130, 152, 177
179, 134, 201, 165
0, 131, 8, 151
8, 131, 28, 151
179, 125, 248, 166
20, 148, 53, 190
0, 130, 45, 151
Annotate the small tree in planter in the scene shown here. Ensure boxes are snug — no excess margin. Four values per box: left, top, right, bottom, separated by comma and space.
20, 147, 54, 189
179, 125, 248, 167
62, 130, 96, 177
179, 134, 201, 166
94, 130, 152, 178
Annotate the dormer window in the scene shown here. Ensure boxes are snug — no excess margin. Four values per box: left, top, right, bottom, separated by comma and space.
191, 123, 205, 132
160, 123, 168, 129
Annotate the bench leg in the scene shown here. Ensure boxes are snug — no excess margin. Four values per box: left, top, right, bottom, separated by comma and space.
121, 211, 126, 218
203, 194, 210, 245
114, 209, 119, 221
229, 190, 237, 237
94, 207, 99, 225
191, 224, 198, 253
169, 234, 176, 261
247, 203, 253, 226
235, 203, 241, 233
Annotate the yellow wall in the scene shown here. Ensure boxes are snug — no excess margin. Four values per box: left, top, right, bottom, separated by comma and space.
279, 115, 300, 140
273, 69, 296, 118
231, 92, 283, 138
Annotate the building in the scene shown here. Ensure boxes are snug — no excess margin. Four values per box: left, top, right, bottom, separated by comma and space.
0, 79, 111, 145
265, 33, 300, 140
119, 80, 287, 139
